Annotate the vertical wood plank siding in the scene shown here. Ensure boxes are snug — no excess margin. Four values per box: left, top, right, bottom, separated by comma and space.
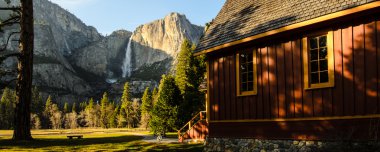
207, 19, 380, 121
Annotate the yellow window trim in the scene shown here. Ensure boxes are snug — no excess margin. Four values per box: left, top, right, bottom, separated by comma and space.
236, 49, 258, 96
302, 31, 334, 90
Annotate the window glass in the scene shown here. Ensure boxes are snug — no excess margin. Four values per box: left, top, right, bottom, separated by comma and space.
239, 51, 254, 92
308, 35, 329, 84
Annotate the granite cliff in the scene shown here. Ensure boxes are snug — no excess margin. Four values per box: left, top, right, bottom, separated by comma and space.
0, 0, 204, 102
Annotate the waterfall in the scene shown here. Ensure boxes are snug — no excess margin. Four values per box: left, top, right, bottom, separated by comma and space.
122, 34, 133, 78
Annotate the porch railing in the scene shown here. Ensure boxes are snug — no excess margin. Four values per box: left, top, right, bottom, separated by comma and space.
178, 111, 207, 142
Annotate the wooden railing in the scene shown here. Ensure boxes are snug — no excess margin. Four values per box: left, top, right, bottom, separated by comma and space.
178, 111, 207, 142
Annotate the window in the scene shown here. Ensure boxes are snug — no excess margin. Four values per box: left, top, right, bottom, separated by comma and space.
236, 49, 257, 96
303, 31, 334, 89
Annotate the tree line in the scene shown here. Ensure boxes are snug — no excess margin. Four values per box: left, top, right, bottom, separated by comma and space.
0, 39, 206, 134
0, 83, 141, 130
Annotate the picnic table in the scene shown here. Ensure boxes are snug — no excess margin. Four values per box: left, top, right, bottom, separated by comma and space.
67, 135, 83, 139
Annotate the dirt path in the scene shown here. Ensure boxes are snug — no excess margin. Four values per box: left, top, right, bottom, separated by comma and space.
131, 133, 179, 143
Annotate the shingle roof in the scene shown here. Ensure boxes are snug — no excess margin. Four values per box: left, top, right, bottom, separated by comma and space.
195, 0, 377, 53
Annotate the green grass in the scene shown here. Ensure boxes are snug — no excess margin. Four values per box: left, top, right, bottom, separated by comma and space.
0, 129, 203, 152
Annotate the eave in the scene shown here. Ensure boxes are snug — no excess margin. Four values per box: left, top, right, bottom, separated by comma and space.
194, 1, 380, 56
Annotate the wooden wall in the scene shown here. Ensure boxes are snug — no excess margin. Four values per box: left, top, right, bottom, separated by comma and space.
207, 17, 380, 139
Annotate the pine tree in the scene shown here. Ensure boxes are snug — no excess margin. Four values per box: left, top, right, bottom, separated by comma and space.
120, 82, 134, 128
131, 100, 140, 128
63, 102, 69, 114
45, 96, 53, 110
117, 106, 126, 128
141, 87, 152, 129
123, 100, 133, 128
100, 92, 109, 128
109, 105, 119, 128
72, 102, 77, 113
43, 95, 53, 128
152, 87, 158, 105
31, 86, 44, 116
175, 39, 194, 94
174, 39, 207, 126
121, 82, 131, 105
0, 88, 16, 129
150, 75, 182, 135
79, 101, 87, 112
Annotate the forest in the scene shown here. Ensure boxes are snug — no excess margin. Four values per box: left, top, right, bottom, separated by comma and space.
0, 39, 206, 135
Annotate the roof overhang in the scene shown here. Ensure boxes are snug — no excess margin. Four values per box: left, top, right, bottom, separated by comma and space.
194, 1, 380, 56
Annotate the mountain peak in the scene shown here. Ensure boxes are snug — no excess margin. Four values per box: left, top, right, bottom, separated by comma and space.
165, 12, 186, 19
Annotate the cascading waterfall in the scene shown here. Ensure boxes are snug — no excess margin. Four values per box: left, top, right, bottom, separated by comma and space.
122, 33, 133, 78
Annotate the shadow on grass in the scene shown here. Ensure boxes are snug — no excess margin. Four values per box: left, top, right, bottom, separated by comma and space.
0, 135, 143, 149
118, 141, 204, 152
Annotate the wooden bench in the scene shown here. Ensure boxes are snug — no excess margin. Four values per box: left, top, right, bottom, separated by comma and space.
67, 135, 83, 139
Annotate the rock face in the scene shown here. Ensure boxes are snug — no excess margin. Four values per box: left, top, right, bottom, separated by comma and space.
32, 0, 102, 97
34, 0, 102, 56
126, 12, 204, 80
0, 0, 204, 102
1, 0, 102, 101
71, 30, 132, 79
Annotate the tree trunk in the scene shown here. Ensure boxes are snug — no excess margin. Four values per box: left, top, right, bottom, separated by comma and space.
13, 0, 34, 141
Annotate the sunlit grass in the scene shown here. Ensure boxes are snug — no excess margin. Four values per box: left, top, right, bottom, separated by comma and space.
0, 129, 203, 152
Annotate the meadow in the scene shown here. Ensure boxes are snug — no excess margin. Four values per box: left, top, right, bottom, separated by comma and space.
0, 129, 203, 152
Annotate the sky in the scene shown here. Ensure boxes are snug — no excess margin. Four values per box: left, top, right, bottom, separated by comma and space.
49, 0, 226, 35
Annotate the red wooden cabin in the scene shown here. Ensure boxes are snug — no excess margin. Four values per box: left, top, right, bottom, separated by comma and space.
195, 0, 380, 143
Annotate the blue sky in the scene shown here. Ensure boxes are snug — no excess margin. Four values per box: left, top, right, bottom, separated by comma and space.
49, 0, 226, 35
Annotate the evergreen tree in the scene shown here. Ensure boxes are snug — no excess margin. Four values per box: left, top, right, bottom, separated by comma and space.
30, 87, 43, 130
63, 102, 69, 114
72, 102, 77, 113
88, 98, 94, 109
150, 75, 182, 135
31, 86, 44, 116
131, 100, 140, 128
0, 88, 16, 129
174, 39, 207, 125
175, 39, 194, 94
140, 87, 152, 129
120, 82, 134, 128
152, 87, 158, 105
100, 92, 109, 128
44, 96, 53, 110
79, 101, 87, 112
43, 96, 53, 128
121, 82, 131, 104
123, 100, 133, 128
109, 105, 119, 128
117, 105, 126, 128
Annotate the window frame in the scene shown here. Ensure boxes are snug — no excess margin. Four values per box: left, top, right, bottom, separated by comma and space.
236, 49, 257, 96
302, 31, 334, 90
